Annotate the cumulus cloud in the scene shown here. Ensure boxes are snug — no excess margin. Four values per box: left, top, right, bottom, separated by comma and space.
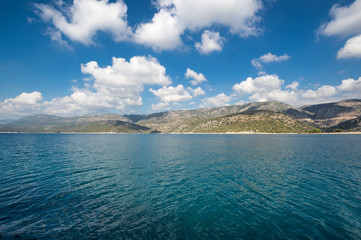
337, 77, 361, 98
185, 68, 207, 85
259, 53, 291, 63
195, 30, 223, 54
188, 87, 206, 97
233, 74, 284, 95
0, 92, 43, 119
318, 0, 361, 37
4, 91, 43, 105
149, 84, 192, 103
319, 0, 361, 59
286, 81, 299, 91
251, 53, 290, 68
232, 74, 319, 105
0, 56, 172, 119
151, 102, 170, 111
233, 74, 361, 106
81, 56, 171, 87
337, 34, 361, 59
301, 86, 337, 99
35, 0, 132, 45
2, 73, 361, 119
64, 55, 172, 113
35, 0, 263, 51
59, 56, 169, 113
135, 0, 263, 50
257, 89, 298, 103
42, 87, 122, 116
133, 10, 183, 50
338, 77, 361, 91
200, 93, 232, 108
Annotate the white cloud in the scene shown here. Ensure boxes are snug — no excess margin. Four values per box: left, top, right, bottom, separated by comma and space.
338, 77, 361, 98
4, 91, 43, 105
169, 0, 262, 35
195, 30, 223, 54
46, 28, 72, 50
0, 92, 43, 119
337, 34, 361, 59
318, 0, 361, 37
2, 74, 361, 120
232, 74, 284, 95
151, 102, 170, 111
48, 55, 170, 115
200, 93, 232, 108
262, 89, 298, 103
149, 84, 192, 103
35, 0, 131, 45
135, 0, 263, 50
251, 53, 290, 68
69, 55, 171, 113
188, 87, 206, 97
81, 56, 171, 88
338, 77, 361, 91
232, 74, 345, 106
157, 0, 173, 8
0, 56, 172, 119
43, 87, 121, 116
35, 0, 263, 51
133, 10, 183, 51
185, 68, 207, 85
259, 53, 291, 63
319, 0, 361, 59
301, 86, 337, 99
286, 81, 299, 91
251, 59, 263, 69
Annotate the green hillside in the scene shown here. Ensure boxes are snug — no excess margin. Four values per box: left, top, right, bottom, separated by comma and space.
155, 111, 314, 133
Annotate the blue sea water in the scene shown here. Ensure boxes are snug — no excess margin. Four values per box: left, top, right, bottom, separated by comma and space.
0, 134, 361, 239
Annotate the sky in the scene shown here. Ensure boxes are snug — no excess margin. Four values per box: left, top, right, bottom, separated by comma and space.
1, 0, 361, 120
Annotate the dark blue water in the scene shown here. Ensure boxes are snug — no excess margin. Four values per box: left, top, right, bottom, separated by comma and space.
0, 134, 361, 239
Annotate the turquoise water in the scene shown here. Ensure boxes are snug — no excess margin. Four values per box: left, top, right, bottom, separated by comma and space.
0, 134, 361, 239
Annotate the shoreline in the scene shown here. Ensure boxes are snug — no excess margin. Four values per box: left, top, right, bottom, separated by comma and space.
1, 131, 361, 135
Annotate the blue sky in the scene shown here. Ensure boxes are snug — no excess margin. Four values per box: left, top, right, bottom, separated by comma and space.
1, 0, 361, 119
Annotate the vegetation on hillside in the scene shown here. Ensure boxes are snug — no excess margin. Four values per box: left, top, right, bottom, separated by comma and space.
154, 111, 314, 133
1, 99, 361, 133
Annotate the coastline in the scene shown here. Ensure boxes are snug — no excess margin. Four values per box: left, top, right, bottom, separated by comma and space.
1, 131, 361, 135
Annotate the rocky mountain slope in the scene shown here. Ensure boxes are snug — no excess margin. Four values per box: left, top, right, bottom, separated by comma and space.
153, 110, 314, 133
1, 99, 360, 133
330, 116, 361, 132
126, 101, 312, 128
300, 99, 361, 128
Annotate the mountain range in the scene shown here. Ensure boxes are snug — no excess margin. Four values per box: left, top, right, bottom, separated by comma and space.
1, 99, 361, 133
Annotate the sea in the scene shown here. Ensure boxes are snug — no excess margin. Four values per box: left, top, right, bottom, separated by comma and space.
0, 133, 361, 239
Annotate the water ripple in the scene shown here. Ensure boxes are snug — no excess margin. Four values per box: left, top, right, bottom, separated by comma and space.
0, 134, 361, 239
